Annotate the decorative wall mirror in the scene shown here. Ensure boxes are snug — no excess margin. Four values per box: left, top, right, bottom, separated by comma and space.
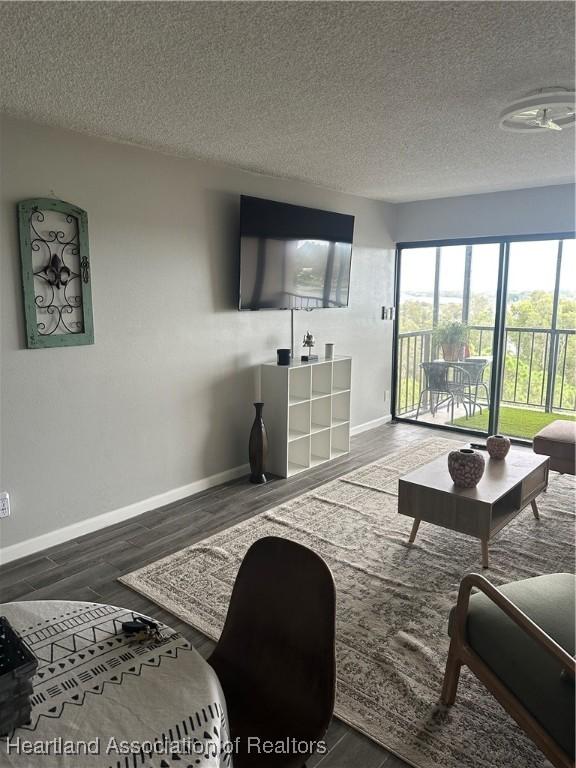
18, 198, 94, 349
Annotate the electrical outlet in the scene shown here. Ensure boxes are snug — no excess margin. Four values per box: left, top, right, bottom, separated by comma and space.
0, 492, 10, 518
385, 390, 390, 403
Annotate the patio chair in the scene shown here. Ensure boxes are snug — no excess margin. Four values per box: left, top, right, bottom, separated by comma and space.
415, 362, 473, 423
441, 572, 575, 768
208, 536, 336, 768
462, 357, 491, 414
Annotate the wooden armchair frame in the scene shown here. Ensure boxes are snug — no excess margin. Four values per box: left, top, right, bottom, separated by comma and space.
441, 573, 575, 768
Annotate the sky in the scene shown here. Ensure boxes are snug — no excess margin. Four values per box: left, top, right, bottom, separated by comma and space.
400, 239, 575, 298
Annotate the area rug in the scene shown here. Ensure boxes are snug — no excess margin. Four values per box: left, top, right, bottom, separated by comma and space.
119, 437, 575, 768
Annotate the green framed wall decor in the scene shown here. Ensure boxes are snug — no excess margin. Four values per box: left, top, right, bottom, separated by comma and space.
18, 198, 94, 349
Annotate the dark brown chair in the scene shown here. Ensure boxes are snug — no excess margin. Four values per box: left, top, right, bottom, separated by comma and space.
208, 536, 336, 768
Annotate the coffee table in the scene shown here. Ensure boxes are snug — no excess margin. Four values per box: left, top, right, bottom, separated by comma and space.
398, 449, 549, 568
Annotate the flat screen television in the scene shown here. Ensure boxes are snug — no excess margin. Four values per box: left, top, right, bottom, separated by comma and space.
238, 195, 354, 310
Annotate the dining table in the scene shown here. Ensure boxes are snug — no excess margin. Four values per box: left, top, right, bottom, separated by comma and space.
0, 600, 232, 768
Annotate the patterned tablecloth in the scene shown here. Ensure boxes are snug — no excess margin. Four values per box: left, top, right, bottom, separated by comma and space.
0, 601, 231, 767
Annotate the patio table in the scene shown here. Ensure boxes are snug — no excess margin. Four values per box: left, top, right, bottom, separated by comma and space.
431, 357, 491, 416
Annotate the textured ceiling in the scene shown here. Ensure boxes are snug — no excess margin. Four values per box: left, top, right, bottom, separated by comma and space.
0, 1, 574, 202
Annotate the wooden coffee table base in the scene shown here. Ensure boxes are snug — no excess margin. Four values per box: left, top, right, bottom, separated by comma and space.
480, 537, 489, 569
399, 451, 549, 569
408, 518, 420, 544
408, 495, 543, 568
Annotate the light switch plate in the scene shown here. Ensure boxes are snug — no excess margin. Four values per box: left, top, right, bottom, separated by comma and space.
0, 492, 10, 518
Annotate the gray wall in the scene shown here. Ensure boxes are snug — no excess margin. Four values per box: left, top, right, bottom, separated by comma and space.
395, 184, 575, 242
0, 116, 396, 551
3, 115, 573, 556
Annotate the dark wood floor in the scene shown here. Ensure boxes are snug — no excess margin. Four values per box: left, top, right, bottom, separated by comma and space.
0, 421, 450, 768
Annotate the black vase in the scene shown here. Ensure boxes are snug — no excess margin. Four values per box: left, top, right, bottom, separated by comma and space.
249, 402, 268, 484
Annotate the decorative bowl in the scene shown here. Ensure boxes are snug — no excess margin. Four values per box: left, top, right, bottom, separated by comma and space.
486, 434, 511, 460
448, 448, 485, 488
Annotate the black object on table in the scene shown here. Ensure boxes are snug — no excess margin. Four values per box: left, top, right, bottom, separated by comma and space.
0, 616, 38, 736
277, 348, 291, 366
121, 615, 161, 640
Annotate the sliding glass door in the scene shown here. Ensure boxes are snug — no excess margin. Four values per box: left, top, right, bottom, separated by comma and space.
394, 235, 576, 440
395, 242, 500, 433
499, 239, 576, 440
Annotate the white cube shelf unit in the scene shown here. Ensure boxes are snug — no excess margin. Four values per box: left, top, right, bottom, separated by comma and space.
260, 357, 352, 478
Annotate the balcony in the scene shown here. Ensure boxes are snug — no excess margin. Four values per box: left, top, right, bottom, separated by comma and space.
396, 325, 576, 440
395, 237, 576, 441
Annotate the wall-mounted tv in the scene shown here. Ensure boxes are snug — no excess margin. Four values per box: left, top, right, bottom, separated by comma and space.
238, 195, 354, 311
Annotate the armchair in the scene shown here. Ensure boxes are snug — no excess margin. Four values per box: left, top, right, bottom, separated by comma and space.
441, 573, 575, 768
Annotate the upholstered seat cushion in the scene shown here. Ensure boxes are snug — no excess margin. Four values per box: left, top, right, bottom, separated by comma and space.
450, 573, 575, 758
533, 420, 576, 474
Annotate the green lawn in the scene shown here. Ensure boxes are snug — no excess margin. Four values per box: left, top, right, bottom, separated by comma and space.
453, 406, 575, 440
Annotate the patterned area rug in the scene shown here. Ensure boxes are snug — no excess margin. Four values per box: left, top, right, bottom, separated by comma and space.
119, 437, 575, 768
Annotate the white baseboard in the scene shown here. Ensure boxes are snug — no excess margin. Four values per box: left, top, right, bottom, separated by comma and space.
350, 414, 392, 435
1, 414, 393, 567
0, 463, 250, 566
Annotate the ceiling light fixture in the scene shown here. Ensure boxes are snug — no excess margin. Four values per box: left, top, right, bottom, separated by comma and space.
499, 87, 575, 132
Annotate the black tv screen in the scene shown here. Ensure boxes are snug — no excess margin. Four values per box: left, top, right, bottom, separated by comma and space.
238, 196, 354, 310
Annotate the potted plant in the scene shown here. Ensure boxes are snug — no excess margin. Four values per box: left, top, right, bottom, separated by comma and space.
433, 321, 469, 362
